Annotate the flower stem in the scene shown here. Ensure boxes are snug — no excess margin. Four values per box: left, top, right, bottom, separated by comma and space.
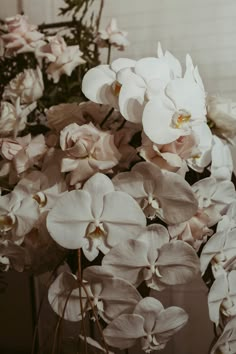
100, 107, 114, 128
107, 43, 112, 65
77, 248, 88, 354
79, 279, 110, 354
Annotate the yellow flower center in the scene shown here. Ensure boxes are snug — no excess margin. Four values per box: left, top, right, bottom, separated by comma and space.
172, 110, 191, 129
112, 81, 121, 96
33, 192, 47, 207
0, 214, 15, 233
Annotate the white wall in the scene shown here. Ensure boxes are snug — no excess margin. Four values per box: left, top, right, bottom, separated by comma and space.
1, 0, 235, 99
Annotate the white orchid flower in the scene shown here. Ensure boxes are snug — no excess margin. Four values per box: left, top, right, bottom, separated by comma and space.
102, 224, 200, 290
0, 190, 39, 244
206, 95, 236, 142
157, 42, 182, 79
82, 58, 136, 108
210, 317, 236, 354
187, 122, 213, 173
47, 173, 146, 261
142, 74, 206, 144
118, 57, 171, 123
210, 136, 233, 181
192, 177, 236, 226
103, 297, 188, 352
200, 226, 236, 277
14, 167, 67, 211
208, 271, 236, 326
113, 162, 198, 224
48, 266, 141, 323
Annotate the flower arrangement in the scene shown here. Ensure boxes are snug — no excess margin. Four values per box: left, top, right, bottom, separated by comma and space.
0, 1, 236, 353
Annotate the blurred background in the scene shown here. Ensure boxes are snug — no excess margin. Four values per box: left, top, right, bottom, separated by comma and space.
1, 0, 236, 353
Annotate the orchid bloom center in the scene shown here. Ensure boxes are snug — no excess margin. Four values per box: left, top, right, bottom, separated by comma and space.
143, 334, 163, 353
112, 81, 121, 96
221, 297, 235, 317
87, 221, 107, 239
33, 192, 47, 207
0, 214, 16, 233
172, 109, 191, 129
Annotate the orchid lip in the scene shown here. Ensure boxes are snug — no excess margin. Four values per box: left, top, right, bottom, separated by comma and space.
171, 109, 191, 129
0, 214, 16, 233
33, 192, 47, 207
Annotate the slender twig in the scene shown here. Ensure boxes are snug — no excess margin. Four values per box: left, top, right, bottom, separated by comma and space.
31, 254, 68, 354
96, 0, 104, 33
51, 288, 73, 354
107, 43, 112, 65
77, 249, 88, 354
78, 279, 109, 354
100, 107, 114, 128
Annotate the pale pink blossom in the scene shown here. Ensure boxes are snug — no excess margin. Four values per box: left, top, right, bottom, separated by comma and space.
207, 95, 236, 141
98, 18, 129, 50
46, 102, 86, 132
60, 122, 121, 185
3, 67, 44, 104
168, 209, 213, 251
138, 132, 198, 173
2, 14, 44, 55
0, 101, 24, 136
35, 35, 67, 62
0, 134, 47, 175
46, 45, 85, 83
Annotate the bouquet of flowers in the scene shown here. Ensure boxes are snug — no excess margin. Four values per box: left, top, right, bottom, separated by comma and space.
1, 1, 236, 353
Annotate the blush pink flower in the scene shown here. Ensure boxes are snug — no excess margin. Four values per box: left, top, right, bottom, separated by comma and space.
2, 14, 44, 55
60, 122, 121, 185
0, 134, 47, 175
168, 209, 214, 251
138, 132, 198, 173
3, 67, 44, 104
97, 18, 129, 50
46, 43, 85, 83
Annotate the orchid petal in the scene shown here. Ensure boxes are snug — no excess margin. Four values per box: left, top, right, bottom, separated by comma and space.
103, 314, 145, 349
46, 190, 93, 249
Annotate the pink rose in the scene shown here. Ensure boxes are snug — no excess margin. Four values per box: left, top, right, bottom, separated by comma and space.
46, 102, 86, 132
60, 122, 121, 185
46, 45, 85, 83
3, 67, 44, 104
97, 18, 129, 50
138, 132, 198, 173
0, 134, 47, 174
168, 209, 213, 251
0, 138, 23, 160
35, 35, 67, 62
2, 14, 44, 54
